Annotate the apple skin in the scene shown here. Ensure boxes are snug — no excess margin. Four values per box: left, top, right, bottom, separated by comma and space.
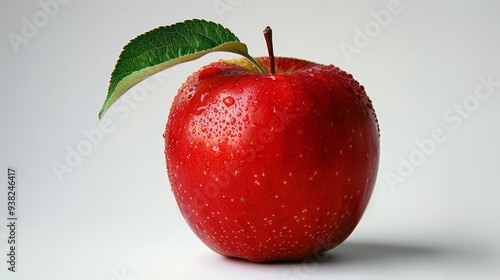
164, 57, 379, 262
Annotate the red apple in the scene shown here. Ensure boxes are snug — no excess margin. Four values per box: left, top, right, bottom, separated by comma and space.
164, 55, 380, 262
98, 20, 380, 263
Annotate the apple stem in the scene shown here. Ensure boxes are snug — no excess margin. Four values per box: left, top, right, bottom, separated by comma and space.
263, 26, 275, 74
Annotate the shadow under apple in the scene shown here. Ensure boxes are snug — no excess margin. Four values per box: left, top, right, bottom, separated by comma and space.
330, 241, 448, 265
221, 239, 492, 267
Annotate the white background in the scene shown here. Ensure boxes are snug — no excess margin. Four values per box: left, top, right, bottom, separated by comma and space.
1, 0, 500, 279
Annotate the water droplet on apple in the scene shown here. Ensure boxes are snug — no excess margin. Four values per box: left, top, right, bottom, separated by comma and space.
198, 66, 222, 80
223, 96, 235, 107
312, 70, 334, 91
193, 105, 207, 115
200, 92, 210, 102
211, 145, 221, 154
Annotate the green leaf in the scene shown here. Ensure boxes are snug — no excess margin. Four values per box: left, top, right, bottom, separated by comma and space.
98, 19, 263, 119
